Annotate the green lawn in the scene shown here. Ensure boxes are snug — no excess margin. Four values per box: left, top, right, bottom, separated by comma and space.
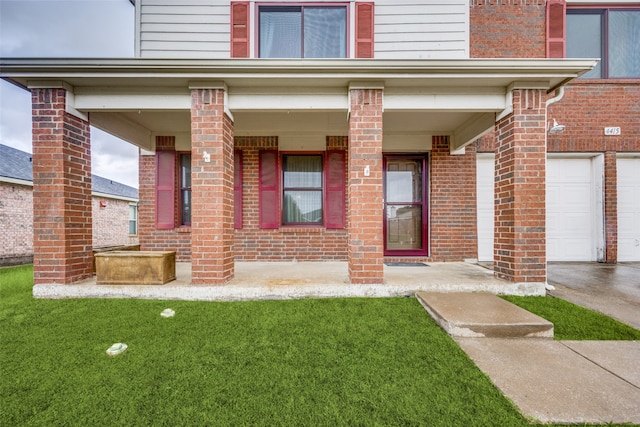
0, 265, 630, 426
501, 295, 640, 341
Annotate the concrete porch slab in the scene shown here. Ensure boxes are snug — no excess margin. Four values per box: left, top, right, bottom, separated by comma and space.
456, 338, 640, 424
416, 291, 554, 338
32, 261, 547, 301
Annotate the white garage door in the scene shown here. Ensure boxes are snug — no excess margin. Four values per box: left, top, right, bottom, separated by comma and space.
617, 158, 640, 261
547, 157, 602, 261
476, 155, 494, 261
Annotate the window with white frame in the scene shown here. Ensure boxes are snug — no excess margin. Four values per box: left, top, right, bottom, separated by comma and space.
179, 153, 192, 226
258, 4, 347, 58
282, 154, 324, 225
567, 8, 640, 78
129, 204, 138, 235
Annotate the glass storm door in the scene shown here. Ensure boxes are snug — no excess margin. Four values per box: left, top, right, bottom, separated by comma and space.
384, 155, 428, 255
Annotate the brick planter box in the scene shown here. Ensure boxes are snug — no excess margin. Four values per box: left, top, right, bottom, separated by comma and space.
95, 251, 176, 285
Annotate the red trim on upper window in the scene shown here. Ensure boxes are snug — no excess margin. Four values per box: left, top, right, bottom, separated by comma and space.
546, 0, 566, 58
155, 150, 175, 230
231, 2, 250, 58
355, 2, 374, 58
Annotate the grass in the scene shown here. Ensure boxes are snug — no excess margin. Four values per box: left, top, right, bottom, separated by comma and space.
0, 265, 631, 426
501, 295, 640, 341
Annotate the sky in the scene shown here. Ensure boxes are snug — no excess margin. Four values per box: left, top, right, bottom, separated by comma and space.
0, 0, 139, 188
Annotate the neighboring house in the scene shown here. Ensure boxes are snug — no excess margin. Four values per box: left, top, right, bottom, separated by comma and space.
0, 1, 638, 289
0, 144, 138, 267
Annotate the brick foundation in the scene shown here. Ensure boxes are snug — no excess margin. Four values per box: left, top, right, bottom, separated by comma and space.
31, 88, 93, 284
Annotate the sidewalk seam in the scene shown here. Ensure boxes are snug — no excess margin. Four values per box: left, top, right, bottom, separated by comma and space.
559, 341, 640, 391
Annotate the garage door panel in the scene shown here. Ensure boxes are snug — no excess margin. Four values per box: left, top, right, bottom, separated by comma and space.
476, 155, 494, 261
617, 158, 640, 261
547, 158, 598, 261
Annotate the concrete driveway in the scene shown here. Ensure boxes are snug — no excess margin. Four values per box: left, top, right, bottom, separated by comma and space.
547, 262, 640, 330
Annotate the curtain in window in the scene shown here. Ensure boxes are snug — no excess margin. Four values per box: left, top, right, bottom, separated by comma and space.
283, 155, 322, 224
566, 14, 602, 78
304, 7, 347, 58
260, 7, 302, 58
609, 11, 640, 78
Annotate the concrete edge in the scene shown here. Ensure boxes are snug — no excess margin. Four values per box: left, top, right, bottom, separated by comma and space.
33, 281, 547, 301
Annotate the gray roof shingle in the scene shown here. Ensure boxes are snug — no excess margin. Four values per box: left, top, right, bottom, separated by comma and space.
0, 144, 138, 200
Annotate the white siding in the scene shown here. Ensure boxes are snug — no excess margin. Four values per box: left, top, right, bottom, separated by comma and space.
138, 0, 231, 58
374, 0, 469, 59
137, 0, 470, 59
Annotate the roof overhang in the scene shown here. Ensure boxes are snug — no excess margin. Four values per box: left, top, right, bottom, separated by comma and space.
1, 58, 597, 151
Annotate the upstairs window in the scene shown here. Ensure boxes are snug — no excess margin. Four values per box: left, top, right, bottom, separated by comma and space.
258, 5, 347, 58
567, 8, 640, 78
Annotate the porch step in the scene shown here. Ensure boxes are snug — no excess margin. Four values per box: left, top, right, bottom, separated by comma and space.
416, 292, 554, 339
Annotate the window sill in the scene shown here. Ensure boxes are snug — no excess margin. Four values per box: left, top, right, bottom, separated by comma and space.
280, 226, 324, 234
177, 226, 191, 233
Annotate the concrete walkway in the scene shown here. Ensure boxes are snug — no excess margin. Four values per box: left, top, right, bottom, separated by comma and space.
548, 262, 640, 329
418, 292, 640, 425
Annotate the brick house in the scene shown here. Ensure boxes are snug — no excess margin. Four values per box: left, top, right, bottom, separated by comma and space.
0, 1, 637, 290
0, 144, 139, 267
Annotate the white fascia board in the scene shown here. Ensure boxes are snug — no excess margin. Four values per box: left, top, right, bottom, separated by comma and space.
92, 191, 138, 202
1, 58, 599, 88
74, 87, 191, 110
384, 91, 506, 111
230, 93, 348, 111
0, 177, 33, 187
90, 112, 153, 150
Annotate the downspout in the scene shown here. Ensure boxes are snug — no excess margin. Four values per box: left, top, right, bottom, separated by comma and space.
544, 85, 564, 291
545, 86, 565, 107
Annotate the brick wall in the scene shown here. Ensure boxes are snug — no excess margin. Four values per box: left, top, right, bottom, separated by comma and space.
190, 88, 235, 284
547, 82, 640, 154
0, 181, 137, 267
348, 88, 384, 283
470, 0, 546, 59
92, 197, 138, 248
0, 183, 33, 265
31, 88, 93, 284
494, 89, 547, 283
234, 136, 349, 261
138, 145, 193, 262
429, 136, 479, 261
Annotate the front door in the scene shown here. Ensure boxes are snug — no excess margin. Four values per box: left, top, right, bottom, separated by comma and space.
384, 155, 428, 256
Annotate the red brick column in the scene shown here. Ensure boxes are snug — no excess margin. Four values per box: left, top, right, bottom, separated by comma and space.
348, 88, 384, 284
494, 89, 546, 283
190, 88, 235, 284
31, 88, 93, 284
604, 151, 618, 263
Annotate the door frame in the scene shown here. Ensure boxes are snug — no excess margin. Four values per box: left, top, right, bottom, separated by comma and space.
383, 153, 429, 256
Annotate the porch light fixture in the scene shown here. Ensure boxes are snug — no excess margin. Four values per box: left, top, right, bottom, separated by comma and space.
548, 118, 566, 134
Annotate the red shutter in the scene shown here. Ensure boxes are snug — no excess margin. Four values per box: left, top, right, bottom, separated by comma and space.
259, 150, 279, 229
231, 2, 250, 58
325, 150, 346, 229
155, 151, 175, 229
546, 0, 566, 58
355, 2, 374, 58
234, 149, 243, 229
